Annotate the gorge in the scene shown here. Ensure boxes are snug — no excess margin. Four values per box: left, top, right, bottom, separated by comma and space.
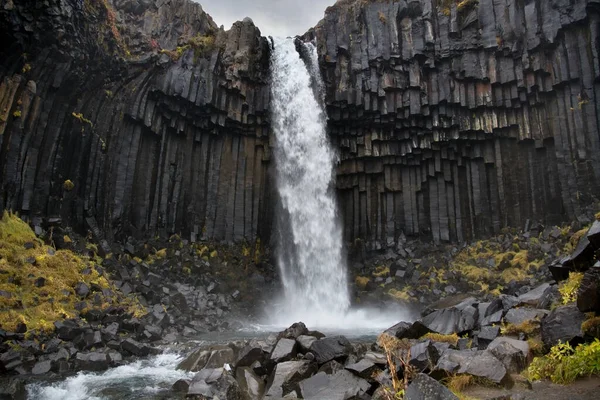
1, 0, 600, 399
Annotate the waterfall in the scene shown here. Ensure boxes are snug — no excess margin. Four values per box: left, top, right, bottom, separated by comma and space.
270, 37, 350, 326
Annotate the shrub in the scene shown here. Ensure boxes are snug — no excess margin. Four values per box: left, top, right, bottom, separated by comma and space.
559, 272, 584, 304
421, 332, 460, 346
527, 340, 600, 384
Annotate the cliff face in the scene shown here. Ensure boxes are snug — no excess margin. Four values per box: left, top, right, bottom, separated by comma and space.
1, 0, 599, 247
0, 0, 272, 242
312, 0, 600, 248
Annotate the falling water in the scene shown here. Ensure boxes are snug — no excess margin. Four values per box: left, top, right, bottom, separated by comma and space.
270, 37, 350, 326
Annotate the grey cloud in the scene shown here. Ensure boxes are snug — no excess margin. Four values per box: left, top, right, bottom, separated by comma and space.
195, 0, 336, 37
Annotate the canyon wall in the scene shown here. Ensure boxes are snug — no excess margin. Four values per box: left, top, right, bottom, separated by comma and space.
311, 0, 600, 248
0, 0, 272, 242
1, 0, 600, 247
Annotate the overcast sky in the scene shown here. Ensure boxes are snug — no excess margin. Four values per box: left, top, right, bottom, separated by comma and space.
196, 0, 337, 38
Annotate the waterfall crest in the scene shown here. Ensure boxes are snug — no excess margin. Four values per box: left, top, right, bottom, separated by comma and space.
270, 38, 350, 326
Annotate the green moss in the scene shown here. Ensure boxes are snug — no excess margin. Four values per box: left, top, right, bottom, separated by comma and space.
582, 316, 600, 338
0, 211, 144, 333
501, 320, 539, 336
63, 180, 75, 191
355, 276, 370, 290
388, 287, 412, 302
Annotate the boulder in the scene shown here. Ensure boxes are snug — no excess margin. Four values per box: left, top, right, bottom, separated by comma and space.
487, 337, 530, 373
54, 320, 83, 341
121, 338, 150, 357
0, 377, 26, 400
504, 308, 548, 325
270, 338, 297, 363
31, 360, 52, 375
421, 298, 478, 335
435, 349, 509, 384
178, 345, 235, 371
236, 341, 269, 368
345, 358, 379, 380
517, 283, 552, 307
236, 367, 264, 400
187, 368, 241, 399
384, 321, 431, 339
409, 340, 439, 371
363, 351, 387, 365
309, 336, 352, 364
541, 304, 586, 348
296, 335, 317, 352
264, 360, 317, 398
476, 326, 500, 349
297, 370, 370, 400
279, 322, 309, 339
577, 265, 600, 313
405, 373, 458, 400
172, 379, 191, 393
74, 352, 109, 372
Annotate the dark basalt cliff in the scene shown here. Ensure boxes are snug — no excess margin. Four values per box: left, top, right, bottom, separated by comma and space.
1, 0, 600, 248
0, 0, 272, 243
312, 0, 600, 248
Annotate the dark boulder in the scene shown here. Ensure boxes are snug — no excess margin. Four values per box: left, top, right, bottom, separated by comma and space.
187, 368, 241, 399
435, 349, 509, 384
541, 304, 586, 348
384, 321, 431, 339
517, 283, 553, 307
297, 370, 370, 400
345, 358, 379, 380
264, 360, 317, 398
31, 360, 52, 375
74, 352, 109, 372
476, 326, 500, 349
421, 297, 478, 335
172, 379, 191, 393
309, 336, 352, 364
279, 322, 309, 339
487, 337, 531, 373
577, 264, 600, 313
296, 335, 318, 352
236, 341, 269, 368
0, 377, 26, 400
54, 320, 83, 341
179, 345, 235, 372
121, 338, 150, 357
405, 373, 458, 400
409, 340, 439, 372
504, 308, 548, 325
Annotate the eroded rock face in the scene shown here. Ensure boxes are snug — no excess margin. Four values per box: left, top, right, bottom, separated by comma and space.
309, 0, 600, 248
0, 0, 272, 243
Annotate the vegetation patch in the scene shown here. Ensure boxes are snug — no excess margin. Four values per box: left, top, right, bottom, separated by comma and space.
421, 332, 460, 346
355, 276, 370, 290
527, 340, 600, 384
0, 211, 142, 334
582, 316, 600, 338
501, 320, 539, 336
559, 272, 584, 304
388, 287, 412, 302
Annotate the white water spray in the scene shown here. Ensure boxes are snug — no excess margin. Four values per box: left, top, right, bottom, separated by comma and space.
270, 38, 350, 326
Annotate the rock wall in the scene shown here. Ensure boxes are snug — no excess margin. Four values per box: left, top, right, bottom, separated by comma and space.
311, 0, 600, 247
0, 0, 273, 242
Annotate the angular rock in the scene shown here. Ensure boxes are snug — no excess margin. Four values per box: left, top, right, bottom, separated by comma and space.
121, 338, 150, 357
74, 352, 109, 372
172, 379, 191, 393
517, 283, 552, 307
279, 322, 309, 339
435, 349, 509, 384
270, 338, 297, 363
187, 368, 241, 399
297, 370, 370, 400
384, 321, 431, 339
476, 326, 500, 349
31, 360, 52, 375
577, 265, 600, 313
421, 298, 478, 335
0, 377, 26, 400
345, 358, 379, 380
409, 340, 439, 372
541, 304, 586, 348
504, 308, 548, 325
309, 336, 352, 364
264, 360, 317, 399
487, 337, 530, 373
236, 341, 269, 368
236, 366, 265, 400
296, 335, 317, 352
405, 373, 459, 400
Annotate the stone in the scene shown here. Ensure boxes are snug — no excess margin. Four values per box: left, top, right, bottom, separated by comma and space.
487, 337, 530, 373
384, 321, 431, 340
279, 322, 309, 339
270, 338, 297, 363
421, 298, 478, 335
236, 341, 269, 368
121, 338, 150, 357
0, 377, 26, 400
296, 335, 317, 352
541, 305, 586, 348
405, 373, 459, 400
504, 308, 548, 325
172, 379, 190, 393
264, 360, 317, 398
31, 360, 52, 375
74, 352, 109, 371
297, 370, 370, 400
363, 351, 387, 365
345, 358, 379, 380
309, 336, 352, 364
54, 320, 83, 341
517, 283, 552, 307
435, 349, 509, 384
187, 368, 241, 399
476, 326, 500, 349
178, 345, 235, 372
577, 266, 600, 313
75, 282, 90, 298
236, 366, 265, 400
409, 340, 439, 371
